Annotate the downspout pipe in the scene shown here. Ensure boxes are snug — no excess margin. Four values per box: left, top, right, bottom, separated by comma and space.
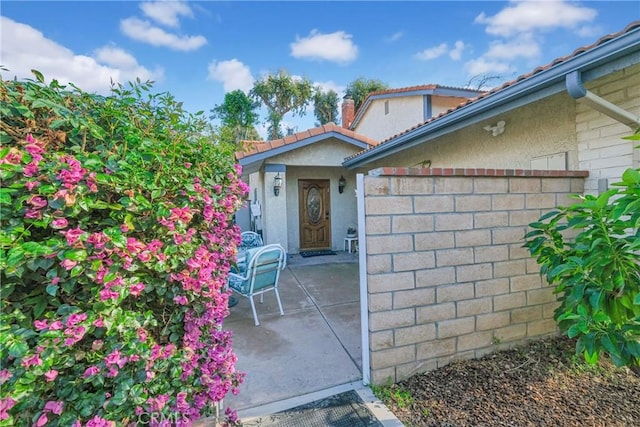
566, 70, 640, 129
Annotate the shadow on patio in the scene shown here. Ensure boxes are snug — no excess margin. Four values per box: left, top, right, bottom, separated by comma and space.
222, 251, 362, 419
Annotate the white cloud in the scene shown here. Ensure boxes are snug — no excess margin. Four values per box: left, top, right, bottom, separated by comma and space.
449, 40, 466, 60
314, 80, 345, 96
464, 57, 514, 77
139, 0, 193, 28
290, 30, 358, 64
0, 17, 162, 94
475, 0, 597, 38
385, 31, 404, 43
414, 43, 449, 61
207, 59, 254, 93
120, 17, 206, 51
484, 34, 540, 60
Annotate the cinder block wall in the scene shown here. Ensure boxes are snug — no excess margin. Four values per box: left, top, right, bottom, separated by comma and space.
363, 167, 587, 385
577, 62, 640, 194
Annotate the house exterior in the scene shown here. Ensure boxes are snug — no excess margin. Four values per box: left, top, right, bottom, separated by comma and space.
344, 85, 484, 143
234, 123, 379, 254
344, 22, 640, 194
346, 21, 639, 384
234, 87, 483, 254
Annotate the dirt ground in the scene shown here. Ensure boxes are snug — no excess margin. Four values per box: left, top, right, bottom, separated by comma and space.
377, 336, 640, 427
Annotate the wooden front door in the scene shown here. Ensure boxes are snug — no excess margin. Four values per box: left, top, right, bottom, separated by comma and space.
299, 179, 331, 251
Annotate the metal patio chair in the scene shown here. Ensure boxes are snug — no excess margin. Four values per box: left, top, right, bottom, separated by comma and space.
227, 243, 286, 326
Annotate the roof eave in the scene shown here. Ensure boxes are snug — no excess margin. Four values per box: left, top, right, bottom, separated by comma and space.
239, 131, 372, 169
344, 27, 640, 169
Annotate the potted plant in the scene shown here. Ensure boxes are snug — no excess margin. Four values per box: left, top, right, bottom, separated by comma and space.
347, 227, 357, 238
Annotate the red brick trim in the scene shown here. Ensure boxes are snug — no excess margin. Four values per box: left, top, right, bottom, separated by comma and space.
367, 167, 589, 177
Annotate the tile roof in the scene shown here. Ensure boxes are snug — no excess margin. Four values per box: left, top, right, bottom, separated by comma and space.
235, 122, 379, 161
344, 20, 640, 164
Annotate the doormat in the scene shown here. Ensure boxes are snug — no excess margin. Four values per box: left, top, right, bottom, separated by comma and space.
241, 390, 383, 427
300, 250, 336, 258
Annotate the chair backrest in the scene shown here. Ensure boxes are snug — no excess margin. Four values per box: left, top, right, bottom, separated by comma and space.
240, 231, 264, 250
246, 244, 286, 293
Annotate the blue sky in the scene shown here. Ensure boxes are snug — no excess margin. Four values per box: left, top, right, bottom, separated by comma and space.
1, 1, 638, 138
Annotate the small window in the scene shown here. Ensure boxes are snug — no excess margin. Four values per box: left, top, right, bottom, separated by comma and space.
384, 100, 389, 115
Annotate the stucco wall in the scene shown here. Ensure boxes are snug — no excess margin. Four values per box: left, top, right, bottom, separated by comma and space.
364, 93, 579, 171
355, 96, 424, 142
270, 138, 361, 166
355, 95, 476, 142
362, 168, 587, 385
577, 63, 640, 194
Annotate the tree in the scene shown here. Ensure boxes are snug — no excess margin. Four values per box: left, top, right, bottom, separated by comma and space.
345, 77, 389, 112
210, 89, 260, 142
250, 70, 314, 140
524, 131, 640, 375
313, 89, 340, 126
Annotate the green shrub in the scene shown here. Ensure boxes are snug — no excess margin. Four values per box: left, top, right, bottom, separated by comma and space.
0, 72, 247, 425
524, 133, 640, 374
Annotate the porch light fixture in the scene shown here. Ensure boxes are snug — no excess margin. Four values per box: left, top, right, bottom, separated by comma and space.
273, 173, 283, 196
338, 175, 346, 194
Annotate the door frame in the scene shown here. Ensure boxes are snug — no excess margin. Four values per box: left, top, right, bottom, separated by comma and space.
298, 179, 331, 251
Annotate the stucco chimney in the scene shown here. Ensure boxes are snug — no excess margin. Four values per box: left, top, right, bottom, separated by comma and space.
341, 94, 355, 129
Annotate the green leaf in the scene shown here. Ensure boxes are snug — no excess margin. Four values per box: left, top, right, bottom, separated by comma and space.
62, 249, 87, 261
621, 168, 640, 185
31, 69, 45, 83
46, 284, 58, 296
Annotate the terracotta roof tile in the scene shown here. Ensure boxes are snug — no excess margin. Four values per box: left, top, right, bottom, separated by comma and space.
345, 21, 640, 163
236, 121, 379, 160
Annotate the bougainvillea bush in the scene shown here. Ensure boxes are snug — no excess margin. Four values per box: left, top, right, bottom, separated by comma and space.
0, 71, 248, 426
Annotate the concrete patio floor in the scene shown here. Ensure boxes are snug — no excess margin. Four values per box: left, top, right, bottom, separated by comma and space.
222, 251, 364, 420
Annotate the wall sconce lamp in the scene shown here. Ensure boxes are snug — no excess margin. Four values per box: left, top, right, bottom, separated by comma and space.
483, 120, 506, 137
273, 173, 283, 196
338, 175, 346, 194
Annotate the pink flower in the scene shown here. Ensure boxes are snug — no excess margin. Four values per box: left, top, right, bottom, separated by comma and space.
44, 370, 58, 382
129, 282, 145, 296
174, 295, 188, 305
49, 321, 63, 330
86, 416, 115, 427
66, 312, 87, 326
35, 413, 47, 427
120, 224, 129, 233
62, 227, 84, 245
51, 277, 60, 285
25, 209, 42, 220
21, 353, 42, 368
25, 180, 40, 191
105, 350, 127, 368
60, 259, 77, 270
28, 196, 47, 209
44, 400, 63, 415
0, 397, 17, 420
0, 370, 12, 385
99, 288, 119, 301
126, 237, 146, 254
82, 366, 100, 378
93, 318, 104, 328
34, 319, 48, 330
137, 328, 148, 342
23, 162, 39, 177
92, 340, 104, 351
51, 218, 69, 229
87, 232, 109, 249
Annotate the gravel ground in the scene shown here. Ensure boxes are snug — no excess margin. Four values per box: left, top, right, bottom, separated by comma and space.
376, 336, 640, 427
